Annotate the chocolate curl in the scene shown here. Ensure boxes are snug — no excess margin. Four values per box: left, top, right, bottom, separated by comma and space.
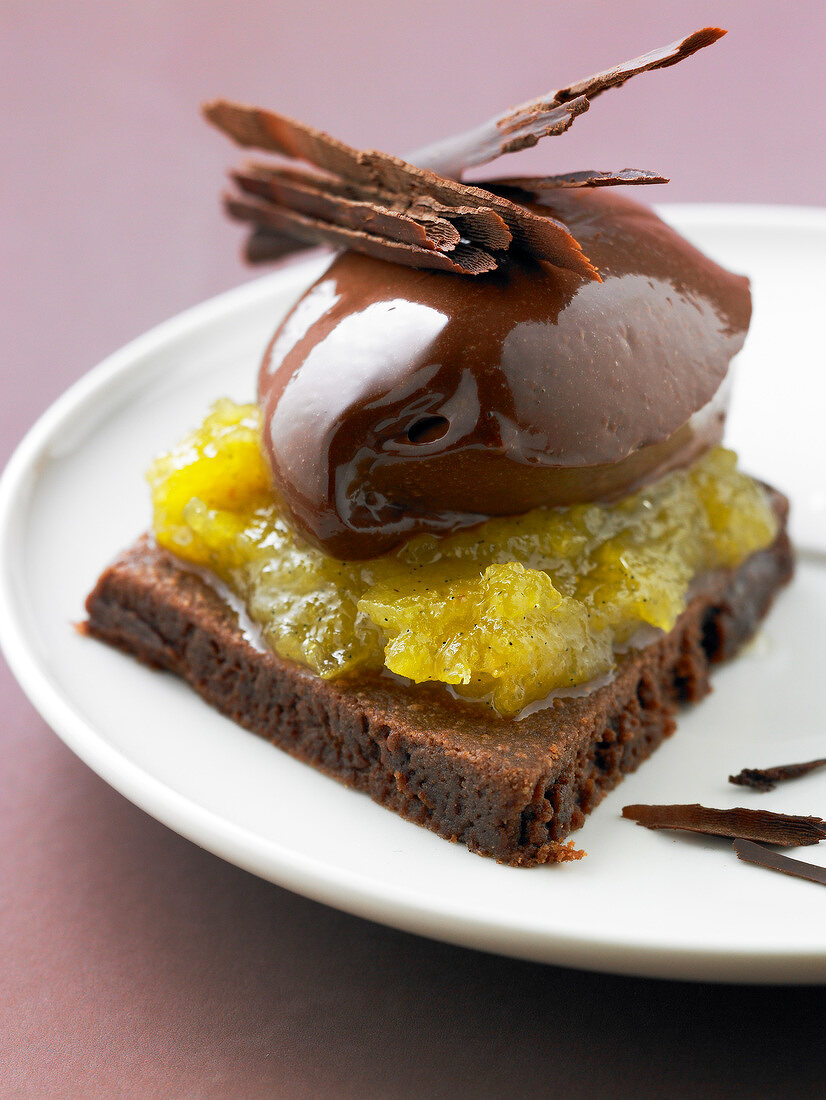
353, 163, 598, 277
553, 26, 726, 104
407, 27, 726, 178
407, 97, 590, 181
232, 166, 462, 251
484, 169, 669, 192
729, 757, 826, 793
233, 163, 515, 253
204, 100, 375, 186
733, 839, 826, 887
204, 27, 724, 277
622, 803, 826, 847
412, 199, 512, 250
225, 195, 498, 275
238, 163, 514, 250
204, 100, 597, 279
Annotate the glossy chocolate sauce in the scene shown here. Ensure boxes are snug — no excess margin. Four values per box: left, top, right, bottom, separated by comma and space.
258, 189, 751, 559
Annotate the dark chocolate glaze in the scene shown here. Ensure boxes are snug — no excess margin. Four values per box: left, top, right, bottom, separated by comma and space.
258, 189, 751, 559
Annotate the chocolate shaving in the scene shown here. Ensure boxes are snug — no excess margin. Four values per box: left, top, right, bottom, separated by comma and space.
622, 803, 826, 847
407, 27, 725, 177
205, 99, 595, 278
239, 163, 515, 251
204, 99, 373, 185
225, 195, 498, 275
553, 26, 726, 105
483, 169, 669, 193
729, 757, 826, 793
204, 27, 724, 276
232, 166, 461, 251
407, 97, 590, 180
733, 838, 826, 887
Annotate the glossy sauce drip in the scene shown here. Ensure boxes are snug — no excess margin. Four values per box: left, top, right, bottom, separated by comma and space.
258, 189, 751, 559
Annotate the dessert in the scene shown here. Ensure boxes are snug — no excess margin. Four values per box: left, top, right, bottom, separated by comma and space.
83, 27, 793, 864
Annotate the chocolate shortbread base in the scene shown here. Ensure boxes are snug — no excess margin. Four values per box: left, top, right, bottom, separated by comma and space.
82, 496, 792, 865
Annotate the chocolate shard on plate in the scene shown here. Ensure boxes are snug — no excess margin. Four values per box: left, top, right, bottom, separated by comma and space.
732, 839, 826, 887
729, 757, 826, 793
622, 803, 826, 846
225, 195, 499, 275
406, 27, 725, 178
483, 169, 669, 192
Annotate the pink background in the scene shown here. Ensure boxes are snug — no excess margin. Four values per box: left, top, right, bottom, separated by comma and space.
2, 2, 825, 1095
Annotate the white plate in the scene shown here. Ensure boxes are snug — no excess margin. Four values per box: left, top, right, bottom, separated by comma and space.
2, 206, 825, 984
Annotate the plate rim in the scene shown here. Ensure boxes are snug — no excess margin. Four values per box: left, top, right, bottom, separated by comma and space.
2, 203, 826, 984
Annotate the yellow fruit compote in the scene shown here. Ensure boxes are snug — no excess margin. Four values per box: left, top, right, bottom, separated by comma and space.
148, 399, 778, 715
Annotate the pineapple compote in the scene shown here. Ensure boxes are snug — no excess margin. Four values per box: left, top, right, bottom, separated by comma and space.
148, 399, 777, 716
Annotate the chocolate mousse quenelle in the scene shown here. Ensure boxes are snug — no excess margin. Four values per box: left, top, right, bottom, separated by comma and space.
258, 188, 749, 559
85, 27, 794, 865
